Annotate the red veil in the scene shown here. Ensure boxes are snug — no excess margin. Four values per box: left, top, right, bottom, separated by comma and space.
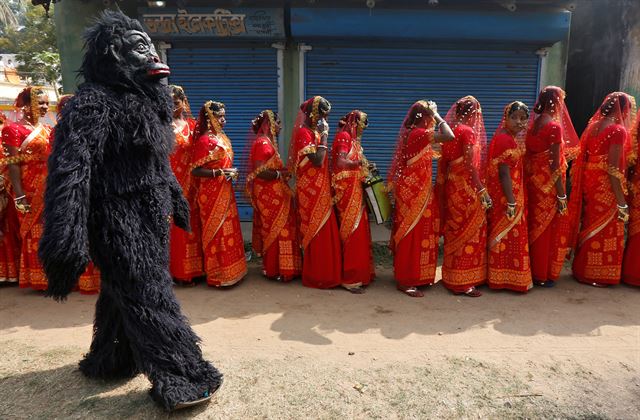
287, 96, 330, 173
488, 101, 529, 156
243, 109, 280, 199
565, 91, 637, 250
387, 100, 435, 192
330, 110, 368, 173
442, 95, 487, 173
530, 85, 579, 160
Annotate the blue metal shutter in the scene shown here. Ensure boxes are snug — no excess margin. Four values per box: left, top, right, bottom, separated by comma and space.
167, 46, 278, 220
305, 46, 540, 181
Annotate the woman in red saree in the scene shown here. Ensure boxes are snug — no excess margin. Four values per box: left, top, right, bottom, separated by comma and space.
622, 110, 640, 286
191, 100, 247, 287
1, 87, 52, 291
0, 113, 20, 284
568, 92, 636, 287
246, 110, 301, 281
288, 96, 342, 289
486, 101, 533, 293
331, 110, 375, 293
438, 96, 491, 297
524, 86, 579, 287
388, 100, 454, 297
168, 86, 203, 285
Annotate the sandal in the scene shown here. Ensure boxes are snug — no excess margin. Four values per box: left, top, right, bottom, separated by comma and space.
172, 378, 223, 411
534, 280, 555, 288
342, 284, 366, 294
397, 286, 424, 297
173, 392, 213, 410
454, 287, 482, 297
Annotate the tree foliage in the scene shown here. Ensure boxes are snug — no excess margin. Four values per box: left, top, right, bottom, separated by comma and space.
0, 2, 60, 87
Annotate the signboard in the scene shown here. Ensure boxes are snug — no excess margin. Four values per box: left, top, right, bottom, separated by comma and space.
139, 8, 285, 39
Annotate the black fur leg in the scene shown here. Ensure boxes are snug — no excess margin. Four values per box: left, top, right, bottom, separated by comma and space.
78, 288, 138, 380
109, 264, 222, 409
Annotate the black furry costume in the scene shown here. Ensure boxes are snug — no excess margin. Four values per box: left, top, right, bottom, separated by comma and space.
39, 11, 222, 410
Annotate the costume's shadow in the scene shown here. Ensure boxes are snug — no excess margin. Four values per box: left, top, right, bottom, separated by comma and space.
0, 364, 211, 419
1, 261, 639, 345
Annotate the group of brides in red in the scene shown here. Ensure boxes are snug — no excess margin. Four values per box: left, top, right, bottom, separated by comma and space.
1, 85, 639, 298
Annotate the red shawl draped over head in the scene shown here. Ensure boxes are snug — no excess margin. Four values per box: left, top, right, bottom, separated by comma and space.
330, 109, 369, 242
485, 101, 532, 292
245, 109, 301, 274
288, 96, 334, 250
567, 92, 636, 284
191, 100, 247, 286
168, 85, 203, 282
524, 86, 578, 281
437, 96, 488, 291
2, 86, 52, 290
388, 100, 440, 286
388, 100, 439, 247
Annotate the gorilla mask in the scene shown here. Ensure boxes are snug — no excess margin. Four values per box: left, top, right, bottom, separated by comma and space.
81, 11, 170, 90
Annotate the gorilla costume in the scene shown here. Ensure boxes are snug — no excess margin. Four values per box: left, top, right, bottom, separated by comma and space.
39, 11, 222, 410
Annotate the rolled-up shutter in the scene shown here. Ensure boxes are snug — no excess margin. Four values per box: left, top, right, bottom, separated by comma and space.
305, 46, 540, 180
168, 46, 278, 220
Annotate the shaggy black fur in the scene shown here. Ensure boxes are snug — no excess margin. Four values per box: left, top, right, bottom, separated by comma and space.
39, 10, 222, 411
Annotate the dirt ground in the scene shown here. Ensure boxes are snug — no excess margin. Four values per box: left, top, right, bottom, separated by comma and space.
1, 262, 639, 419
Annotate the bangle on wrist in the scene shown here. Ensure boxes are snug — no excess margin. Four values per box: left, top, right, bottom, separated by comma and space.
557, 195, 567, 200
617, 204, 628, 209
507, 202, 516, 207
14, 194, 25, 201
477, 188, 486, 194
275, 170, 280, 179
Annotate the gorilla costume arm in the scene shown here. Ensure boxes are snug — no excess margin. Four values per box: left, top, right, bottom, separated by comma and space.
39, 92, 107, 300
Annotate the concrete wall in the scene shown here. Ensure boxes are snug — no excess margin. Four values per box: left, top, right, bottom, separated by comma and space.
54, 1, 107, 92
54, 0, 138, 93
539, 38, 569, 90
620, 0, 640, 104
280, 44, 301, 160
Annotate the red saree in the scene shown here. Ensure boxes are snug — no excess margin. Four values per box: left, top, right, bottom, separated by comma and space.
331, 130, 374, 287
247, 136, 301, 280
524, 121, 569, 282
438, 124, 487, 292
486, 132, 532, 292
3, 123, 51, 291
390, 128, 439, 288
571, 125, 627, 285
623, 168, 640, 285
169, 118, 204, 282
192, 131, 247, 287
0, 160, 19, 283
292, 126, 342, 288
622, 157, 640, 285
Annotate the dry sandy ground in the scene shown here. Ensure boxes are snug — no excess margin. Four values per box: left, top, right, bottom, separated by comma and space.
1, 264, 639, 419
